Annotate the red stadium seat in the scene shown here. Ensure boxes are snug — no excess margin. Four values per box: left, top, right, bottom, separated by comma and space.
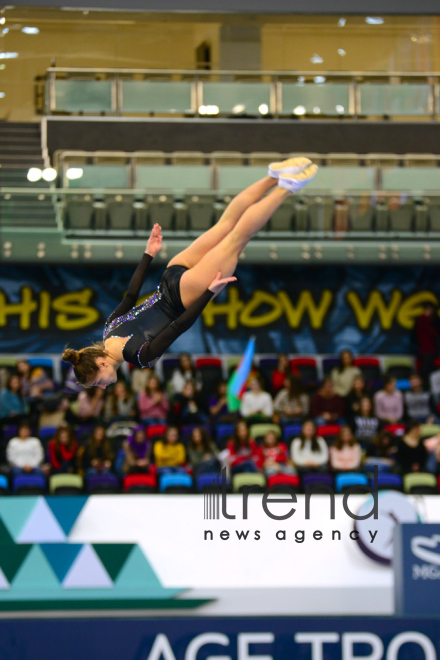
146, 424, 167, 439
383, 424, 405, 436
195, 357, 222, 368
123, 473, 157, 493
290, 358, 318, 383
267, 474, 300, 489
317, 424, 342, 441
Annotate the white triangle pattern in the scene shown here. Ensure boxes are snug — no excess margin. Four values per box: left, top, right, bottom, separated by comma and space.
62, 544, 112, 589
17, 498, 66, 543
0, 566, 9, 590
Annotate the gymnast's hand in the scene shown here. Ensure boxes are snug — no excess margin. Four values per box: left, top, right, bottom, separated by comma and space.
145, 223, 163, 257
208, 272, 237, 298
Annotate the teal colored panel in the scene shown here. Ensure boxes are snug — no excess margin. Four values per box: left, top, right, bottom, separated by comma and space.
114, 545, 162, 590
360, 84, 430, 116
54, 80, 113, 112
382, 167, 440, 192
0, 497, 38, 541
306, 166, 376, 192
12, 545, 60, 591
45, 497, 88, 536
68, 165, 129, 189
218, 165, 276, 191
281, 83, 350, 116
136, 165, 211, 191
202, 82, 271, 114
41, 544, 82, 582
122, 80, 193, 113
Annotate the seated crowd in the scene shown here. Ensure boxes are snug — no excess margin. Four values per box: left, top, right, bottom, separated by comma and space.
0, 350, 440, 492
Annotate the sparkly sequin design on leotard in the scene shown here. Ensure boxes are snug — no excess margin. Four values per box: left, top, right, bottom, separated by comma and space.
137, 340, 159, 369
103, 285, 163, 340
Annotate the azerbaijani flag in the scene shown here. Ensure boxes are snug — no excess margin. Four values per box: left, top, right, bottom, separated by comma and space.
227, 336, 256, 412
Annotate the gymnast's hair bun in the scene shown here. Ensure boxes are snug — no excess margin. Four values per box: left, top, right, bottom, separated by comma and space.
62, 348, 80, 366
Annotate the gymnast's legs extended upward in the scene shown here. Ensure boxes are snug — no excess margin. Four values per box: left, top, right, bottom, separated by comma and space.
168, 157, 317, 308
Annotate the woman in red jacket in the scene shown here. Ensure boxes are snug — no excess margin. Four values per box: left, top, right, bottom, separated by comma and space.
226, 420, 263, 475
261, 429, 295, 476
48, 424, 78, 474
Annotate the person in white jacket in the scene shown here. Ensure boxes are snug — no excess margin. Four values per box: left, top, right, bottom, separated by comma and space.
240, 376, 274, 422
291, 420, 329, 471
6, 422, 44, 474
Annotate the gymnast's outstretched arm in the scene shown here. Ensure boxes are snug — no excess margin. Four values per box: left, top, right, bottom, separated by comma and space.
107, 224, 162, 323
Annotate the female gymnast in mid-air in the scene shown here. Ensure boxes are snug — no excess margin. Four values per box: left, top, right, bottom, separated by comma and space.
62, 157, 317, 388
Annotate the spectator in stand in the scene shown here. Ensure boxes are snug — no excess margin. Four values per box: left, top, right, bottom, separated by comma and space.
331, 350, 362, 398
310, 378, 345, 425
48, 424, 78, 474
174, 380, 208, 426
226, 420, 263, 475
426, 438, 440, 475
130, 367, 153, 396
77, 424, 114, 475
0, 374, 28, 423
374, 375, 404, 424
123, 425, 151, 474
271, 354, 299, 394
291, 420, 329, 472
351, 396, 380, 449
6, 422, 44, 475
170, 353, 202, 396
16, 360, 32, 397
28, 366, 55, 402
209, 381, 236, 424
395, 422, 428, 474
366, 429, 397, 468
330, 425, 362, 472
274, 375, 309, 423
404, 372, 435, 423
153, 426, 186, 473
261, 429, 294, 476
187, 427, 220, 476
76, 387, 104, 422
414, 302, 439, 387
345, 375, 370, 422
103, 380, 136, 422
240, 376, 274, 424
137, 374, 170, 425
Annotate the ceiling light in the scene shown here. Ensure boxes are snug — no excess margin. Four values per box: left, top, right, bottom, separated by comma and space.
336, 105, 345, 114
22, 27, 39, 34
0, 18, 4, 25
338, 48, 346, 56
204, 105, 219, 115
411, 36, 418, 42
293, 105, 306, 116
297, 76, 305, 83
258, 103, 269, 115
42, 167, 57, 182
310, 54, 323, 64
0, 92, 4, 98
27, 168, 42, 182
338, 18, 346, 27
366, 17, 384, 25
66, 167, 83, 180
1, 28, 9, 34
314, 76, 326, 84
0, 52, 18, 59
313, 107, 321, 114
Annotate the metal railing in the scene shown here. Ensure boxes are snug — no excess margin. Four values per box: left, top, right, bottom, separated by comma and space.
43, 67, 440, 119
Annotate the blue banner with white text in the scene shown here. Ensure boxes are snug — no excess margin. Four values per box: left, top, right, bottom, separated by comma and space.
0, 263, 439, 355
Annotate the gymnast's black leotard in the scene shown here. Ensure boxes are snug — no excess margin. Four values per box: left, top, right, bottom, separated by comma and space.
103, 253, 213, 368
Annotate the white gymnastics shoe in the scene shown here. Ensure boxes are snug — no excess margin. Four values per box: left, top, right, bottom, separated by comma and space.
278, 164, 318, 192
268, 156, 312, 179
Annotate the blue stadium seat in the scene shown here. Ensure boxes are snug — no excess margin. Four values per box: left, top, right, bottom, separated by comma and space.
0, 474, 8, 494
335, 472, 369, 494
86, 473, 120, 494
215, 423, 235, 449
159, 472, 193, 494
39, 426, 58, 442
13, 473, 46, 495
282, 424, 303, 443
372, 473, 403, 491
196, 472, 226, 493
302, 472, 334, 490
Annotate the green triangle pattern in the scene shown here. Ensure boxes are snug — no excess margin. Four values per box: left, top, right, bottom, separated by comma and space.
40, 544, 82, 583
114, 545, 162, 590
12, 544, 60, 591
0, 543, 32, 582
0, 498, 38, 541
45, 497, 88, 536
0, 518, 14, 545
92, 544, 135, 581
